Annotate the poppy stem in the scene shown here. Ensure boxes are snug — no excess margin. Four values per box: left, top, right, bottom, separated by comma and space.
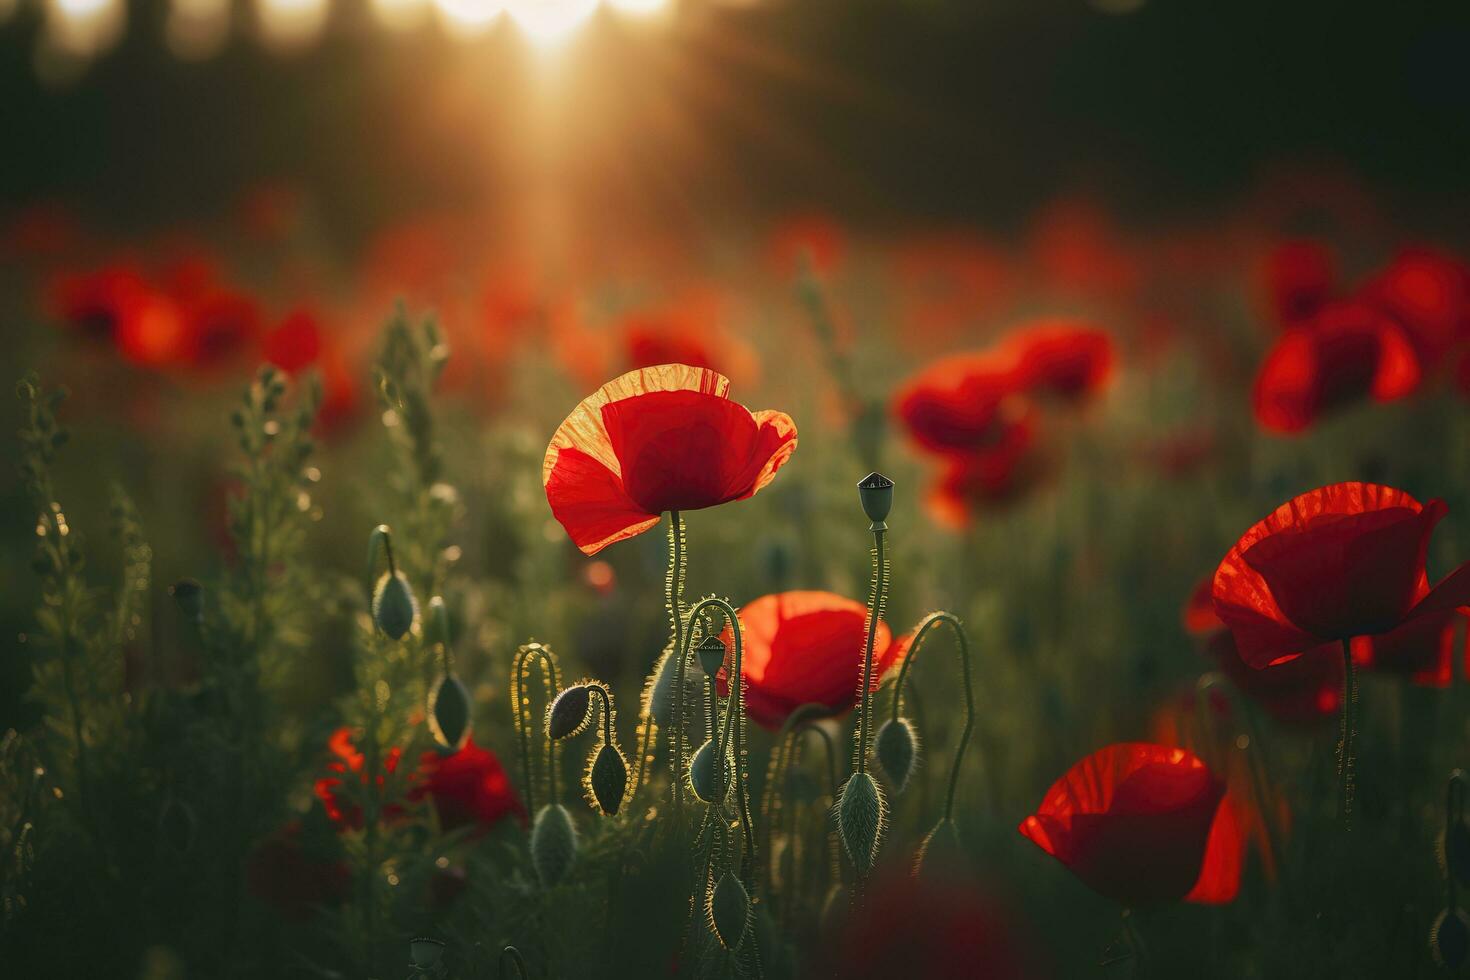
855, 525, 889, 776
511, 642, 562, 815
1338, 639, 1357, 827
587, 684, 616, 746
762, 702, 831, 895
887, 611, 975, 822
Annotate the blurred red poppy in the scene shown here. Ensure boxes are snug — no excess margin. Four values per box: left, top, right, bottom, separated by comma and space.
768, 212, 845, 279
1350, 609, 1460, 688
1252, 301, 1421, 433
409, 739, 525, 833
923, 408, 1046, 529
892, 351, 1025, 455
543, 365, 798, 555
1213, 482, 1470, 670
1019, 743, 1229, 905
716, 590, 896, 730
263, 308, 324, 373
1000, 319, 1117, 404
1363, 246, 1470, 367
245, 821, 351, 920
890, 233, 1014, 342
617, 288, 759, 384
1258, 239, 1336, 330
314, 727, 405, 830
822, 873, 1047, 980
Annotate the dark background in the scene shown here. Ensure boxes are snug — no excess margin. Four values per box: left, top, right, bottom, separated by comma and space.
3, 0, 1470, 239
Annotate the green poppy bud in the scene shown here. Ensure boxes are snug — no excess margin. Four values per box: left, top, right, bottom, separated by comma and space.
547, 685, 593, 740
873, 717, 919, 793
1432, 908, 1470, 970
372, 570, 418, 640
530, 803, 578, 887
856, 472, 894, 526
644, 646, 697, 726
696, 633, 728, 679
586, 742, 628, 816
427, 673, 472, 752
688, 739, 731, 804
707, 871, 751, 950
836, 772, 886, 871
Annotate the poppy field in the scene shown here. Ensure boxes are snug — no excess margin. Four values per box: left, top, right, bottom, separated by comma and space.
5, 3, 1470, 979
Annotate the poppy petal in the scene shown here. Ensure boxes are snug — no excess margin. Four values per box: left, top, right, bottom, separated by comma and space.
545, 446, 661, 556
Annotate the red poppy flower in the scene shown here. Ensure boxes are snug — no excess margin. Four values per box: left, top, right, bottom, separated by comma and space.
999, 319, 1116, 403
823, 873, 1046, 980
1259, 239, 1336, 330
1150, 695, 1286, 898
409, 739, 525, 833
892, 351, 1025, 455
245, 821, 351, 920
45, 263, 178, 357
716, 591, 896, 731
314, 727, 405, 830
1019, 743, 1228, 905
263, 307, 324, 373
1212, 482, 1470, 670
1251, 302, 1421, 433
923, 407, 1046, 529
1363, 246, 1470, 367
543, 365, 798, 555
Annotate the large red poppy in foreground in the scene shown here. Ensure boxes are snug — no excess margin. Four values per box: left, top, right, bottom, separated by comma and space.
1212, 482, 1470, 670
1020, 743, 1230, 905
544, 364, 798, 555
717, 590, 897, 730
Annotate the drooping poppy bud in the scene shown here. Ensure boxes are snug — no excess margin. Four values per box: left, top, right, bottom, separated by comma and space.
530, 803, 578, 888
372, 571, 418, 641
708, 871, 752, 950
1432, 908, 1470, 970
688, 739, 730, 804
427, 673, 472, 752
547, 685, 593, 740
874, 717, 919, 793
857, 472, 895, 525
837, 771, 887, 871
697, 633, 728, 678
586, 742, 629, 816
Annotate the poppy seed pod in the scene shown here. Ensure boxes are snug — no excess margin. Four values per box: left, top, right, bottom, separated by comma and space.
427, 673, 472, 752
857, 472, 895, 525
1432, 908, 1470, 970
547, 685, 593, 740
708, 871, 752, 950
530, 803, 578, 888
837, 771, 887, 871
696, 633, 728, 678
688, 739, 730, 804
874, 717, 919, 793
586, 742, 629, 816
372, 571, 418, 641
409, 937, 446, 969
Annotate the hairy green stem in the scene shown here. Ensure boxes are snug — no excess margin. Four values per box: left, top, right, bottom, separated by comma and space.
512, 643, 561, 815
854, 527, 888, 775
887, 611, 974, 822
1338, 639, 1357, 827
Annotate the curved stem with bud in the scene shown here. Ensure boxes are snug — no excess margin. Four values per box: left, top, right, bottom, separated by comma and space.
887, 611, 975, 823
512, 642, 562, 817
